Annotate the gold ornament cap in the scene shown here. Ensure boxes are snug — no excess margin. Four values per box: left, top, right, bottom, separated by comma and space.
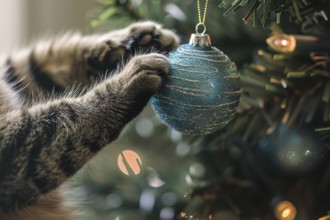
189, 33, 211, 46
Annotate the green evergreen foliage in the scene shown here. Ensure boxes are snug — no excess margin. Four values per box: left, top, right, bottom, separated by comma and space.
219, 0, 329, 26
72, 1, 330, 219
91, 0, 269, 66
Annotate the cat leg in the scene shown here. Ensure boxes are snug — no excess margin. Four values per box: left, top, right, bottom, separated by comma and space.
0, 53, 168, 217
2, 21, 179, 96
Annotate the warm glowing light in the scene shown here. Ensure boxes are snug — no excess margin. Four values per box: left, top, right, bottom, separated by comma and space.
274, 201, 297, 220
281, 39, 288, 46
282, 208, 291, 218
274, 39, 289, 47
181, 212, 187, 217
318, 214, 330, 220
253, 64, 266, 72
257, 50, 264, 56
266, 34, 296, 53
117, 150, 142, 175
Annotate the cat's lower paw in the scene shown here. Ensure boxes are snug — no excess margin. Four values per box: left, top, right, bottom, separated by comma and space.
121, 53, 169, 96
124, 21, 180, 53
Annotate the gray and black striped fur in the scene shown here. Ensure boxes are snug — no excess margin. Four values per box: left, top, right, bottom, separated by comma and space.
0, 21, 179, 220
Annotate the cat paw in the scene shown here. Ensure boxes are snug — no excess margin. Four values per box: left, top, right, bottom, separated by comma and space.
84, 21, 178, 73
85, 41, 125, 72
123, 21, 180, 53
120, 53, 169, 96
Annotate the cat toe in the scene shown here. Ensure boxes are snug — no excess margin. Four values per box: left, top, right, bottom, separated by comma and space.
124, 21, 180, 53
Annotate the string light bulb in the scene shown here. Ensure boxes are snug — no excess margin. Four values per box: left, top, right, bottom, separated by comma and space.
266, 34, 296, 53
274, 201, 297, 220
267, 34, 327, 54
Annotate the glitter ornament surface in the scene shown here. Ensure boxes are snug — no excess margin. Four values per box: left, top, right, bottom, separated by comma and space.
151, 34, 241, 135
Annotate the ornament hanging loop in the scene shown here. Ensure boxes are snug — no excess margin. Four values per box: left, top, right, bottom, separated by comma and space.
195, 23, 207, 35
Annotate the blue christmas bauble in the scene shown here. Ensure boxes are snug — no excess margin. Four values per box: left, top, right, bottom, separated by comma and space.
151, 34, 241, 135
259, 124, 325, 174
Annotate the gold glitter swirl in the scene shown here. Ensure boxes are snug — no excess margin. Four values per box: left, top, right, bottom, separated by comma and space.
164, 85, 212, 96
224, 74, 240, 78
171, 63, 219, 75
224, 89, 242, 95
175, 54, 229, 63
168, 76, 211, 84
155, 95, 240, 109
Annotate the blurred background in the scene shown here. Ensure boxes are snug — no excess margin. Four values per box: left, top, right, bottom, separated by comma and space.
0, 0, 96, 52
0, 0, 267, 65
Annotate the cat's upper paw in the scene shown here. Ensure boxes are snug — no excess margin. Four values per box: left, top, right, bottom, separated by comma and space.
124, 21, 180, 53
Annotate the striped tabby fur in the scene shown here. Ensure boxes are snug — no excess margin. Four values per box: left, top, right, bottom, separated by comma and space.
0, 21, 179, 220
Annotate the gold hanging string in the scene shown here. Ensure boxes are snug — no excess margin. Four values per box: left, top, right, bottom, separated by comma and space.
196, 0, 209, 34
197, 0, 209, 25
